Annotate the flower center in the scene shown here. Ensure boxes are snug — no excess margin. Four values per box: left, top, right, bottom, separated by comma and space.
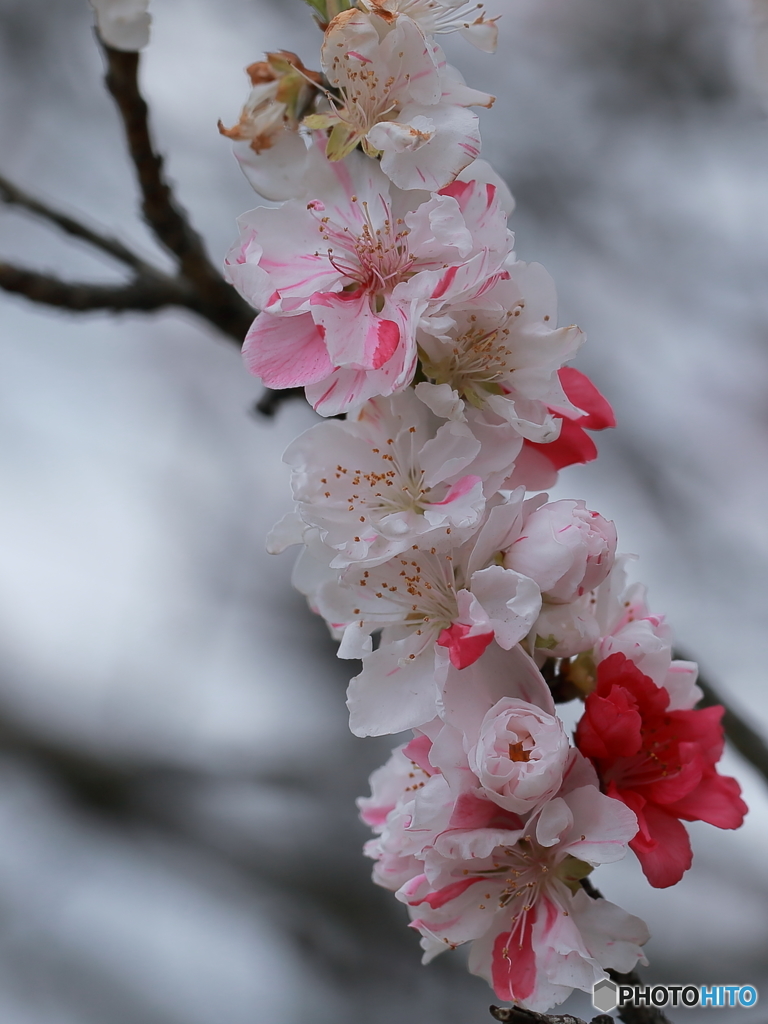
322, 431, 434, 521
310, 196, 414, 297
603, 729, 683, 790
353, 548, 460, 642
422, 310, 522, 407
508, 741, 530, 763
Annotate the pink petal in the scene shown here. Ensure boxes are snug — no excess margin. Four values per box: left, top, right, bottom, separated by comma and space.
311, 289, 400, 370
242, 312, 333, 387
437, 623, 495, 669
492, 912, 537, 1002
411, 877, 485, 910
430, 475, 483, 506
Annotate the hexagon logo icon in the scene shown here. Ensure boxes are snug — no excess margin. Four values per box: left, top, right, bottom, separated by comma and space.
593, 978, 619, 1013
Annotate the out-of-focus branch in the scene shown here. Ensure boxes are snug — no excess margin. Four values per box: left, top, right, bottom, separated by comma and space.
253, 386, 305, 417
0, 172, 156, 275
100, 41, 254, 343
687, 659, 768, 789
490, 1007, 613, 1024
0, 35, 295, 415
0, 261, 194, 313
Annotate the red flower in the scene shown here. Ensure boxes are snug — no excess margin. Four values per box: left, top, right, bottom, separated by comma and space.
575, 652, 747, 888
524, 367, 616, 473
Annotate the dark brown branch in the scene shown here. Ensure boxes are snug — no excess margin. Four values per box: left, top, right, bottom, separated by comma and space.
0, 261, 194, 313
100, 41, 254, 343
253, 386, 305, 417
490, 1007, 613, 1024
0, 172, 156, 275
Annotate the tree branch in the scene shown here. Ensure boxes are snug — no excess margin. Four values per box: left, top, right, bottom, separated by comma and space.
0, 172, 156, 275
490, 1007, 614, 1024
252, 386, 306, 417
0, 261, 194, 313
0, 35, 282, 409
99, 41, 254, 343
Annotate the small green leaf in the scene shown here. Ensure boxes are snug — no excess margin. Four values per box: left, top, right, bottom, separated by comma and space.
555, 855, 593, 893
302, 0, 351, 23
326, 0, 353, 18
302, 0, 327, 18
326, 122, 360, 161
303, 112, 340, 130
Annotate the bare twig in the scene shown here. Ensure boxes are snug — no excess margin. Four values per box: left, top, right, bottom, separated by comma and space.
0, 35, 289, 415
0, 172, 156, 275
490, 1007, 613, 1024
0, 261, 194, 313
99, 41, 254, 343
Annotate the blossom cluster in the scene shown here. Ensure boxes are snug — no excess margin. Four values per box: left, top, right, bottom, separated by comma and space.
222, 0, 748, 1012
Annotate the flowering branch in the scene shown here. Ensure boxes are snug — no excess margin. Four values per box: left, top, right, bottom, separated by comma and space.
222, 0, 750, 1014
0, 1, 754, 1018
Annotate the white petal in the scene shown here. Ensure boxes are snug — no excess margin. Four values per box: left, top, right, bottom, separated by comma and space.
570, 888, 650, 973
376, 103, 481, 191
265, 511, 305, 554
347, 638, 445, 736
470, 566, 541, 648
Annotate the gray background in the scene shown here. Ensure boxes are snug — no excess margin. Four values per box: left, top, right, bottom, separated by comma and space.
0, 0, 766, 1020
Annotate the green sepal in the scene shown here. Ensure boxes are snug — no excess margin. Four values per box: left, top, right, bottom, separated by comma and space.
303, 112, 340, 130
555, 854, 594, 894
326, 121, 360, 161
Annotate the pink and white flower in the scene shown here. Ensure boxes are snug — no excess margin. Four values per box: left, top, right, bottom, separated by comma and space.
358, 739, 441, 890
228, 148, 512, 414
466, 698, 571, 814
416, 265, 584, 442
424, 642, 570, 817
312, 9, 492, 190
489, 499, 617, 659
280, 388, 486, 568
589, 558, 702, 709
316, 493, 542, 736
505, 499, 617, 604
399, 784, 647, 1011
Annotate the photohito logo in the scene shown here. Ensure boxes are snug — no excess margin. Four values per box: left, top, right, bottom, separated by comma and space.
592, 980, 759, 1012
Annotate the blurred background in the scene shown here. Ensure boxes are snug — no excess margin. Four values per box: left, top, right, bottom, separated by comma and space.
0, 0, 767, 1020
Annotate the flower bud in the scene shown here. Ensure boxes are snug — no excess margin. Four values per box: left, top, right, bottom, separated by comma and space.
467, 698, 570, 814
505, 499, 617, 604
